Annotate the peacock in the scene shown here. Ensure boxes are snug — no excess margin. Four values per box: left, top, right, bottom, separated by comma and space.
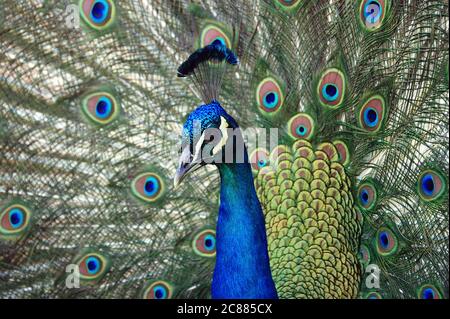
0, 0, 448, 299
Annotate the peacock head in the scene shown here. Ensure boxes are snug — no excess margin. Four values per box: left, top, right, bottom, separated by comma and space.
174, 100, 243, 188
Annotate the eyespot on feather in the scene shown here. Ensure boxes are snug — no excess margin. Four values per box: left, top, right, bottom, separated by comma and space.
275, 0, 302, 11
256, 77, 284, 115
287, 113, 316, 141
131, 172, 166, 203
250, 148, 270, 171
375, 227, 398, 256
75, 252, 110, 282
192, 229, 216, 257
142, 280, 174, 299
358, 244, 371, 267
200, 24, 232, 48
357, 181, 377, 211
0, 203, 32, 239
417, 284, 443, 299
358, 95, 386, 133
317, 68, 346, 109
333, 140, 351, 167
79, 0, 117, 31
359, 0, 388, 31
81, 91, 120, 126
417, 169, 446, 202
365, 292, 382, 299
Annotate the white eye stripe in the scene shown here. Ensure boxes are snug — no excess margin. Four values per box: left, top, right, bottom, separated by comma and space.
192, 133, 205, 163
212, 117, 229, 156
192, 117, 229, 162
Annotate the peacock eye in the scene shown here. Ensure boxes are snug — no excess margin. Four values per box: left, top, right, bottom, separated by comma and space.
288, 113, 316, 141
143, 280, 173, 299
379, 232, 388, 248
422, 288, 436, 299
264, 92, 278, 108
275, 0, 301, 11
153, 285, 167, 299
365, 108, 378, 126
323, 84, 339, 101
358, 95, 386, 133
366, 292, 382, 299
357, 181, 377, 211
200, 25, 231, 48
192, 229, 216, 257
92, 2, 108, 22
417, 170, 445, 202
333, 140, 351, 167
277, 0, 300, 6
84, 256, 101, 275
76, 252, 109, 282
259, 159, 267, 167
250, 148, 270, 171
131, 172, 166, 203
81, 92, 120, 126
296, 125, 306, 136
204, 236, 214, 249
317, 68, 346, 109
418, 285, 442, 299
8, 209, 24, 229
358, 245, 371, 267
361, 190, 369, 204
256, 78, 284, 114
80, 0, 116, 30
0, 203, 31, 238
375, 227, 398, 256
360, 0, 387, 31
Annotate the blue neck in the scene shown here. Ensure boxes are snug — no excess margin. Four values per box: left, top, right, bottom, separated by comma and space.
211, 158, 278, 299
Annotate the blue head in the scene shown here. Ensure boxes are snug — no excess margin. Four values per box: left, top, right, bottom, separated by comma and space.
174, 100, 243, 187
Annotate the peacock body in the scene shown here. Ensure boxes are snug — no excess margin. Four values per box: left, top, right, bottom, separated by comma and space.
0, 0, 448, 299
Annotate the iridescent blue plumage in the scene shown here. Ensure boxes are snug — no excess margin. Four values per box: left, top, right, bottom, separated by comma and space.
154, 285, 167, 299
214, 160, 278, 299
177, 101, 278, 299
90, 1, 110, 24
95, 97, 112, 119
322, 83, 339, 102
182, 100, 237, 144
360, 189, 370, 205
363, 108, 379, 127
86, 256, 101, 275
379, 231, 389, 249
144, 176, 159, 197
421, 174, 435, 196
9, 208, 24, 229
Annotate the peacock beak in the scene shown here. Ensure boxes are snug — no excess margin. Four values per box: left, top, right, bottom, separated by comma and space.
174, 145, 202, 189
